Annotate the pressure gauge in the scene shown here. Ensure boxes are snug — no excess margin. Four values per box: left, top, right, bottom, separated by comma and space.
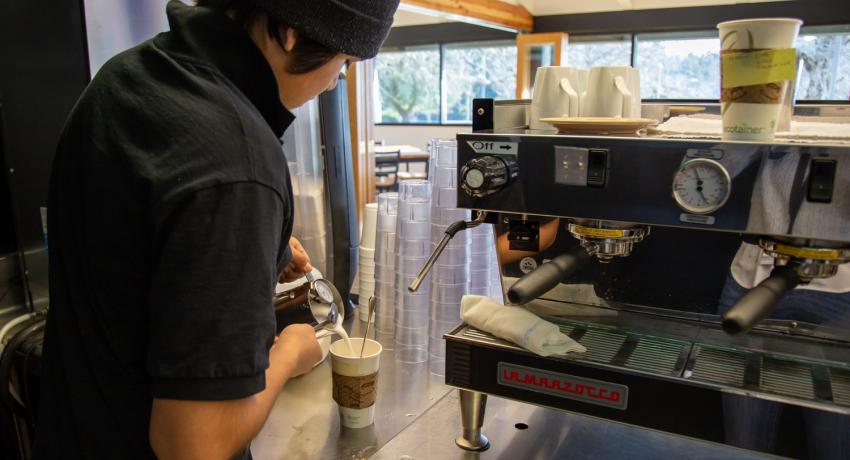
672, 158, 732, 215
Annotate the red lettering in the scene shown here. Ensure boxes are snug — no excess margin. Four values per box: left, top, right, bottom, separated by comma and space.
501, 366, 624, 407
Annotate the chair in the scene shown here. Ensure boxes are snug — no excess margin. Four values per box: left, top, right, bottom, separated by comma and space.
374, 149, 400, 193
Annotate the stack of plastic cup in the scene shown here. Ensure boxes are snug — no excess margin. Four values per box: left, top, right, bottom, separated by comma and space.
358, 202, 378, 321
374, 193, 399, 348
394, 180, 432, 364
427, 139, 471, 375
469, 224, 494, 297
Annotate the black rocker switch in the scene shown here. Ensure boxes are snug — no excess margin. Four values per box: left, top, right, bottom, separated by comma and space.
587, 149, 608, 187
808, 159, 836, 203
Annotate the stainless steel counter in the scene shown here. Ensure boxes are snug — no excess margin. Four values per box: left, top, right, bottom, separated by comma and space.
251, 318, 774, 460
251, 319, 451, 459
371, 391, 775, 460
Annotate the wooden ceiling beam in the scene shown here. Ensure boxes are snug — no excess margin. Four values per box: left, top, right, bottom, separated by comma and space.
400, 0, 533, 33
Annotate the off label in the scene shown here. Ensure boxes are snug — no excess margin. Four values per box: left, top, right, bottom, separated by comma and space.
467, 140, 518, 155
519, 257, 538, 274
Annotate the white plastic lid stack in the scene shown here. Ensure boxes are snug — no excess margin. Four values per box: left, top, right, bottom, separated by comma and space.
374, 193, 399, 338
394, 180, 432, 364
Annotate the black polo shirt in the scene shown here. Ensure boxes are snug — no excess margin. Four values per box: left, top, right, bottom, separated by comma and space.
34, 2, 295, 458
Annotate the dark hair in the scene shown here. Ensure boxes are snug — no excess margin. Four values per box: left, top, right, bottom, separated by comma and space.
195, 0, 339, 74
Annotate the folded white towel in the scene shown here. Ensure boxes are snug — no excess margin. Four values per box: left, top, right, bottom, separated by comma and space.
460, 295, 586, 357
650, 116, 850, 144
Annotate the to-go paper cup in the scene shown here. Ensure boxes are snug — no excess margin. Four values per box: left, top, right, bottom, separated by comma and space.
330, 338, 381, 429
718, 18, 802, 141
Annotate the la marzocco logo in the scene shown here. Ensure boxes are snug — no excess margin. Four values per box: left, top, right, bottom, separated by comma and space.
498, 362, 628, 410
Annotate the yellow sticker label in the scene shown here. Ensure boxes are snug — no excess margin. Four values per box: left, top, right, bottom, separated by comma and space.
572, 225, 624, 238
774, 244, 840, 261
721, 48, 797, 89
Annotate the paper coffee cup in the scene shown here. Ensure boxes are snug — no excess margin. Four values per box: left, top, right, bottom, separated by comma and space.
718, 18, 802, 141
330, 338, 381, 429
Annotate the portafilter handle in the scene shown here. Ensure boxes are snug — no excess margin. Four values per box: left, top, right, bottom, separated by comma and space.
506, 246, 592, 305
722, 265, 801, 335
408, 212, 488, 293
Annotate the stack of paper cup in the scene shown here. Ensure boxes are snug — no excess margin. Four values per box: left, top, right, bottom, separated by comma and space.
374, 192, 399, 347
427, 139, 471, 375
358, 203, 378, 322
394, 180, 432, 364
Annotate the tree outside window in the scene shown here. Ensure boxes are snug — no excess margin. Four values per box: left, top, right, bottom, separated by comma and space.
636, 33, 720, 100
375, 46, 440, 123
567, 36, 631, 68
796, 26, 850, 100
443, 41, 517, 123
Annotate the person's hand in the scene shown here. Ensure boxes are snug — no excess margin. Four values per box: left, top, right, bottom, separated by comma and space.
275, 324, 323, 378
279, 237, 313, 282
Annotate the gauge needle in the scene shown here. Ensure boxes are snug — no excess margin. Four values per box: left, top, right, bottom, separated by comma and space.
692, 168, 709, 205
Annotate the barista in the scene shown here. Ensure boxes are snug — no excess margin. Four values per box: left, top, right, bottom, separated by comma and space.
34, 1, 399, 459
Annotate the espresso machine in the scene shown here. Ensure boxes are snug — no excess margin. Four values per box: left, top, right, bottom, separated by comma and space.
439, 100, 850, 458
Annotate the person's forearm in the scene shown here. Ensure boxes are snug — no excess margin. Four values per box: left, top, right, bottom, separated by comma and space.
149, 345, 297, 460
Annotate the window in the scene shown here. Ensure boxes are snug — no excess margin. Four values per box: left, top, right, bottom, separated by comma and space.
443, 41, 517, 123
796, 25, 850, 101
635, 31, 720, 100
567, 35, 632, 68
375, 45, 440, 123
375, 41, 515, 125
374, 24, 850, 124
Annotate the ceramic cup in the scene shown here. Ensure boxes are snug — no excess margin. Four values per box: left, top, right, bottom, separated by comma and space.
529, 66, 589, 130
581, 66, 641, 118
718, 18, 802, 141
330, 338, 382, 429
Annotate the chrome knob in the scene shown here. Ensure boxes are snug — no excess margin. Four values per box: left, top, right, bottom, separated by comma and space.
461, 155, 516, 197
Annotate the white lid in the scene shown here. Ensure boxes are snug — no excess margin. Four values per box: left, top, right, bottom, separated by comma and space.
717, 18, 803, 28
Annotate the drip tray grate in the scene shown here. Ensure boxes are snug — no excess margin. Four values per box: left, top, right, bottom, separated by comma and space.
761, 358, 815, 400
624, 338, 686, 376
832, 368, 850, 406
690, 346, 747, 387
579, 329, 626, 364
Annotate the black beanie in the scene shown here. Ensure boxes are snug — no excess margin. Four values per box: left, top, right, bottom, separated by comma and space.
254, 0, 400, 59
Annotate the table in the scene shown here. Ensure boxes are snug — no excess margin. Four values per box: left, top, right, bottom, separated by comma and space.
374, 145, 430, 175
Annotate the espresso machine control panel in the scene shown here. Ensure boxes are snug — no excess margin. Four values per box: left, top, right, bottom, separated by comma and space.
457, 133, 847, 243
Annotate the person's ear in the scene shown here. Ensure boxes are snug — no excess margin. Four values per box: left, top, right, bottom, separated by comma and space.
283, 27, 297, 53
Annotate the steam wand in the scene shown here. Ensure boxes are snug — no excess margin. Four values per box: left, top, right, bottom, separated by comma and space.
408, 212, 488, 293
